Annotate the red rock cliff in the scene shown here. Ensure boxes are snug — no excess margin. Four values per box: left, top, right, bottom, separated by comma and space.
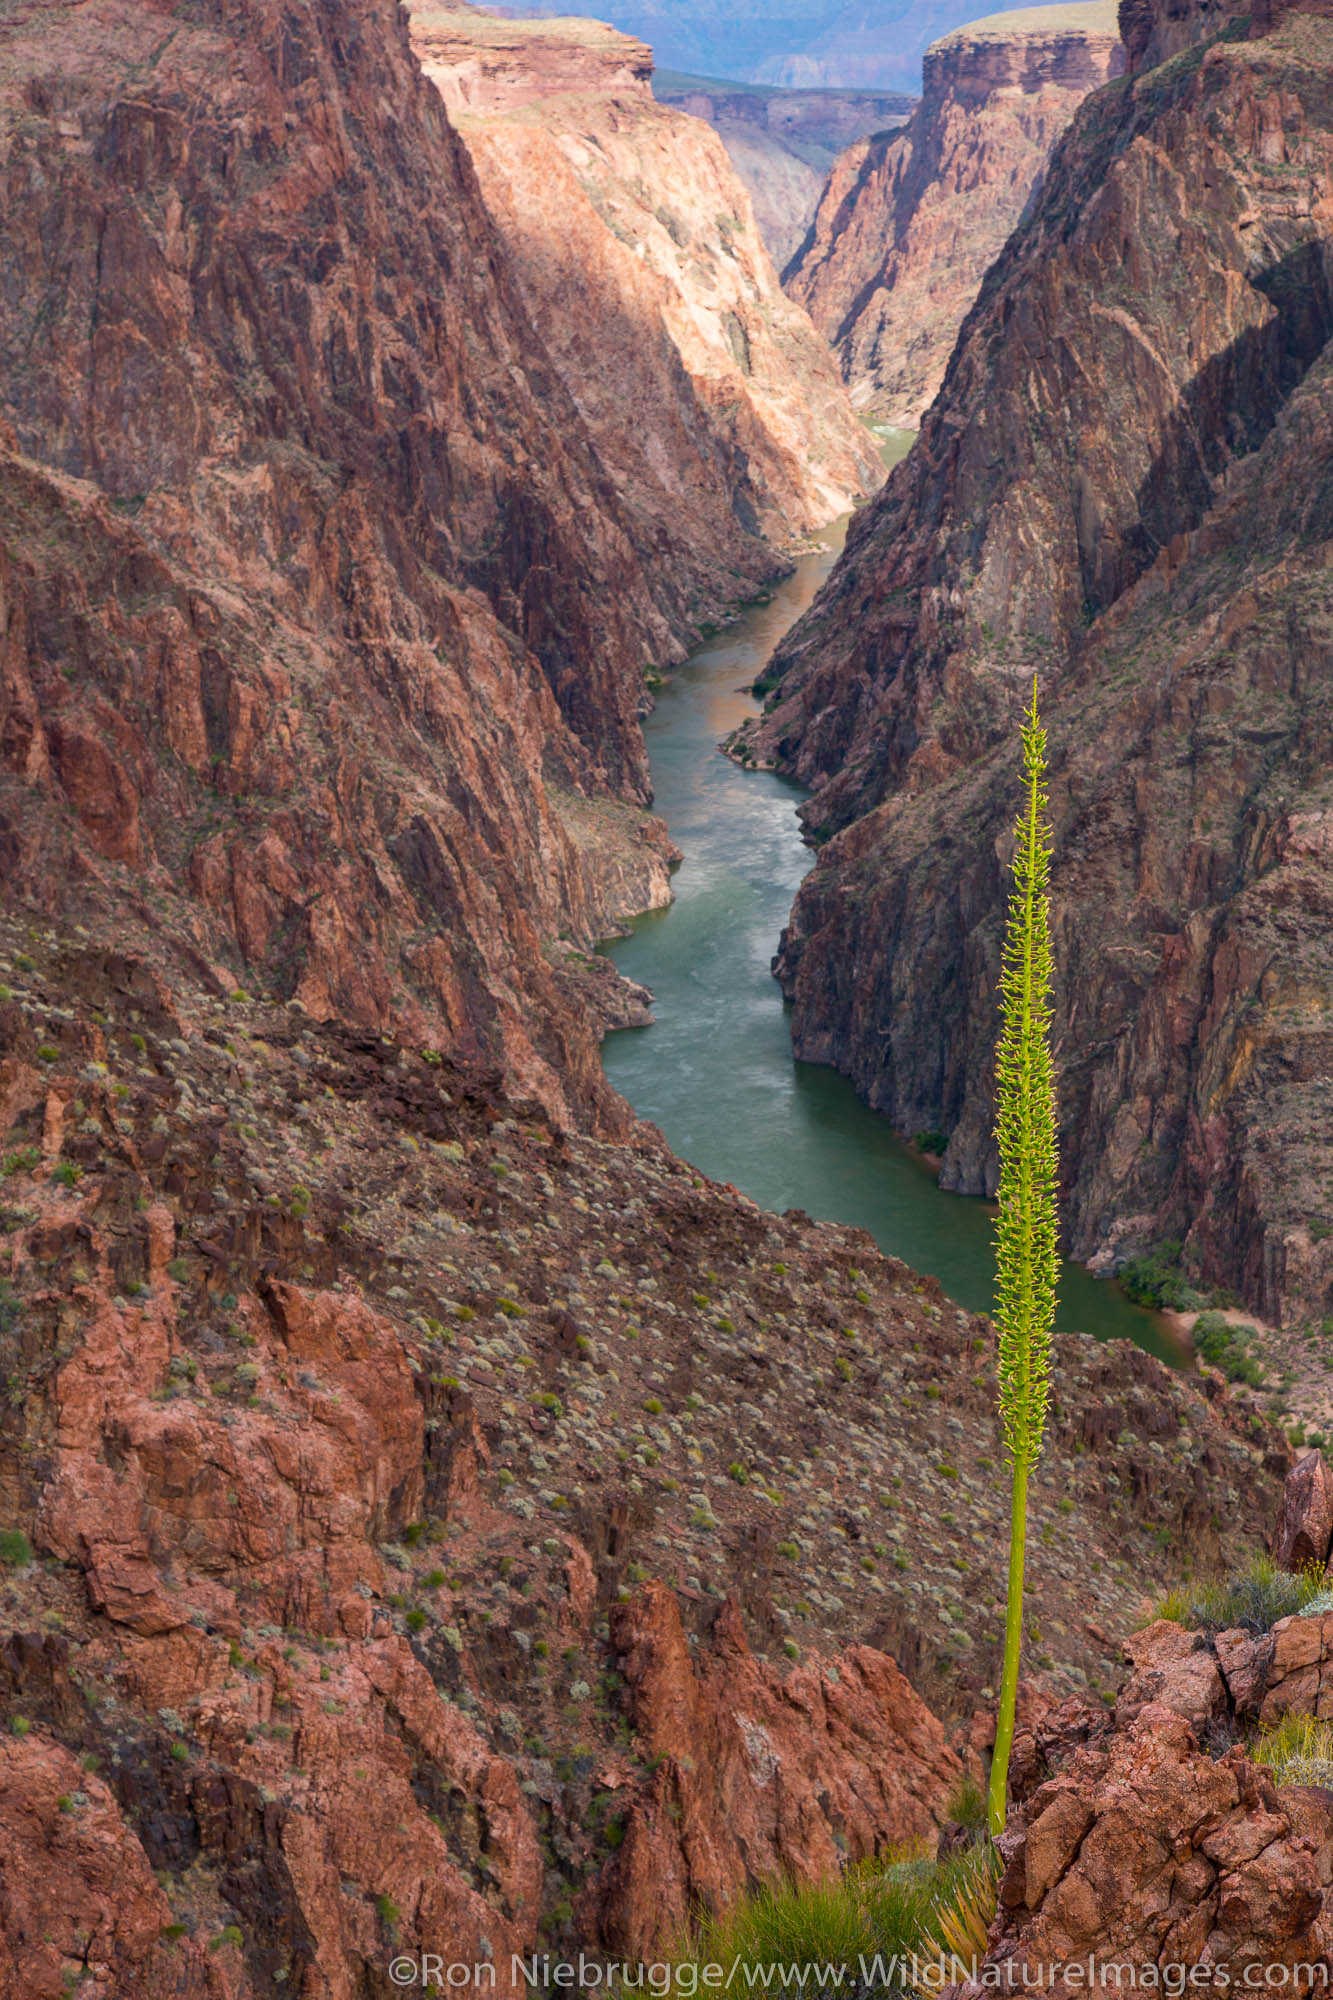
735, 0, 1333, 1324
785, 2, 1126, 426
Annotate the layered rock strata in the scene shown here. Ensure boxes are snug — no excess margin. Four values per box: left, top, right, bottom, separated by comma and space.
785, 2, 1126, 424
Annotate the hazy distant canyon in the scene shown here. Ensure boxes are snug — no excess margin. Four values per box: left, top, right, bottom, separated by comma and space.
514, 0, 1074, 91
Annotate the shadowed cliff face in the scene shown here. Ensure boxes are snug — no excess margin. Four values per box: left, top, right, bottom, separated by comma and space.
785, 3, 1126, 425
733, 0, 1333, 1323
0, 0, 873, 1135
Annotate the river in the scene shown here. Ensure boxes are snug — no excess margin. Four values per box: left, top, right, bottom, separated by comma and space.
600, 445, 1172, 1360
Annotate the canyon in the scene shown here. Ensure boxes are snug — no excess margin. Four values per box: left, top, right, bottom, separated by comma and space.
650, 74, 914, 270
733, 0, 1333, 1331
0, 0, 872, 1145
408, 5, 881, 546
1, 0, 1329, 1987
786, 1, 1127, 424
0, 918, 1290, 1989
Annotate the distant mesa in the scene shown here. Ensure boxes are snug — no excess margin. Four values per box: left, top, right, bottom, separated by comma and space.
784, 0, 1126, 426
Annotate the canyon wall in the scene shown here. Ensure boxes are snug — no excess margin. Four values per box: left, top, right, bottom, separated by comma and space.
0, 0, 872, 1140
408, 5, 882, 546
786, 2, 1126, 425
733, 0, 1333, 1324
652, 75, 914, 269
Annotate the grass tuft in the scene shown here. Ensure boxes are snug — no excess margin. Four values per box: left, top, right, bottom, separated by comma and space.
682, 1844, 998, 1996
1149, 1553, 1327, 1635
1252, 1711, 1333, 1789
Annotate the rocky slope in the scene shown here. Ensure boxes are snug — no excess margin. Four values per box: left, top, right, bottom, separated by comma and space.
987, 1635, 1333, 1992
652, 74, 914, 269
972, 1457, 1333, 1991
731, 0, 1333, 1329
786, 2, 1126, 424
0, 918, 1288, 1989
408, 4, 883, 554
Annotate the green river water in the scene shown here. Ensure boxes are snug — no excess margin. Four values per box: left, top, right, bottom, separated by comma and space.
600, 442, 1173, 1362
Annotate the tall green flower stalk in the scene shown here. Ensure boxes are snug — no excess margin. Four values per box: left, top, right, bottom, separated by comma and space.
988, 678, 1059, 1837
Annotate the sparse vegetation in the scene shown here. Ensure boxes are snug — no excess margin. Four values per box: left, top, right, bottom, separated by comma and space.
1150, 1553, 1329, 1635
681, 1845, 998, 1995
1252, 1711, 1333, 1789
0, 1528, 32, 1568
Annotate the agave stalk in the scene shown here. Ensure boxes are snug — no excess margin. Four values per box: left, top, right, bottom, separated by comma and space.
988, 678, 1059, 1837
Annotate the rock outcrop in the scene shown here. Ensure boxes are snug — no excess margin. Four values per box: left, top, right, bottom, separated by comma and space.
732, 0, 1333, 1325
409, 4, 882, 562
652, 75, 914, 269
991, 1705, 1333, 1991
961, 1461, 1333, 1988
594, 1583, 962, 1954
1274, 1451, 1333, 1571
785, 3, 1126, 425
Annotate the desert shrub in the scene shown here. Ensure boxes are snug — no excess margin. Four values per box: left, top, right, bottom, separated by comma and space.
924, 1844, 1002, 1974
1193, 1311, 1263, 1386
1252, 1711, 1333, 1789
0, 1528, 32, 1567
943, 1774, 989, 1839
1119, 1241, 1202, 1312
1151, 1553, 1326, 1635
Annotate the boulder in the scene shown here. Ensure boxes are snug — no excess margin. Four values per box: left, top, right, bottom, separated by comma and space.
1273, 1451, 1333, 1571
1215, 1625, 1276, 1719
1114, 1619, 1225, 1732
